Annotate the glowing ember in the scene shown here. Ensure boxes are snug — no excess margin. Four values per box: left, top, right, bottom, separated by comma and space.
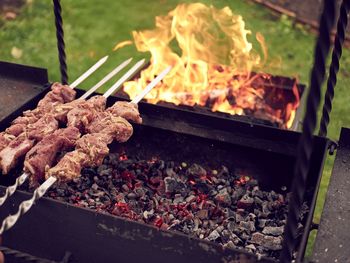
121, 3, 300, 128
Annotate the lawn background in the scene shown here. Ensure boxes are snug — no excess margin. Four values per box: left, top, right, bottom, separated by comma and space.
1, 0, 350, 257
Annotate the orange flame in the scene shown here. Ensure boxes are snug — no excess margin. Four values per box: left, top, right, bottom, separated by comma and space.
122, 3, 300, 128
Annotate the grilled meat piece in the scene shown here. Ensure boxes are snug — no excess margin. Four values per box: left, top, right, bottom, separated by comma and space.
87, 95, 107, 112
37, 83, 76, 109
11, 83, 76, 125
87, 113, 133, 143
52, 99, 85, 123
0, 135, 35, 174
0, 115, 59, 174
46, 134, 110, 181
46, 151, 87, 182
24, 127, 81, 183
27, 114, 59, 141
67, 96, 107, 131
0, 132, 15, 152
107, 101, 142, 124
59, 126, 82, 148
47, 117, 133, 181
12, 115, 40, 126
5, 123, 27, 137
75, 133, 111, 166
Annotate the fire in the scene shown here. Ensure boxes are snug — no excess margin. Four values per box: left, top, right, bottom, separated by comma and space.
121, 3, 300, 128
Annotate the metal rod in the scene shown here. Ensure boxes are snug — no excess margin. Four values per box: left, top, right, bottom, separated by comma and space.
0, 173, 29, 206
53, 0, 68, 85
103, 59, 145, 98
0, 64, 171, 235
131, 66, 171, 104
80, 58, 133, 99
279, 0, 336, 261
319, 0, 350, 137
70, 56, 109, 88
0, 176, 57, 234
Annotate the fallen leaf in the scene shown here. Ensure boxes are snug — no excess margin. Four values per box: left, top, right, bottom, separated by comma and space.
4, 12, 17, 20
11, 47, 23, 59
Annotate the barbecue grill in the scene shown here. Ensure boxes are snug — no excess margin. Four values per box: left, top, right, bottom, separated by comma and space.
0, 61, 329, 262
0, 0, 348, 262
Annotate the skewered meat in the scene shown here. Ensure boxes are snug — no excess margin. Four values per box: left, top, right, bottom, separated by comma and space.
0, 135, 35, 174
0, 83, 76, 152
46, 134, 110, 182
87, 113, 133, 142
0, 115, 59, 174
67, 96, 107, 131
11, 83, 76, 126
24, 127, 80, 183
11, 115, 39, 126
46, 151, 86, 182
107, 101, 142, 124
37, 83, 76, 108
22, 96, 107, 182
27, 114, 59, 141
52, 99, 85, 123
47, 116, 133, 181
0, 133, 15, 152
75, 134, 111, 166
5, 123, 27, 137
86, 95, 107, 112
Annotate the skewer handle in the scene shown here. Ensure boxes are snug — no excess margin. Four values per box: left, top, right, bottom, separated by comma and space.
0, 176, 57, 235
0, 173, 29, 207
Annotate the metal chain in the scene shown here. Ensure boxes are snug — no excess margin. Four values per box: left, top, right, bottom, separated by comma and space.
53, 0, 68, 85
279, 0, 336, 262
319, 0, 350, 137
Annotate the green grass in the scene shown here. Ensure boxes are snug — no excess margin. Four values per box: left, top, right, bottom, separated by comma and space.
1, 0, 350, 258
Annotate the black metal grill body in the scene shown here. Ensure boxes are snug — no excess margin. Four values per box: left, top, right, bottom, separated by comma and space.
0, 62, 329, 262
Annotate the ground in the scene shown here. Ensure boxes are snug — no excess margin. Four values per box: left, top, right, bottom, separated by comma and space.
0, 0, 349, 258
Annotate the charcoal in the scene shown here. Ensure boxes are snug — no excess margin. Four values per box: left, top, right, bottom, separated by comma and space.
239, 221, 256, 233
127, 192, 137, 200
262, 226, 284, 236
186, 163, 206, 177
237, 194, 254, 209
185, 195, 196, 203
164, 177, 177, 193
207, 230, 220, 241
235, 213, 245, 223
196, 209, 208, 220
245, 244, 257, 252
250, 232, 283, 251
40, 156, 301, 260
258, 219, 267, 228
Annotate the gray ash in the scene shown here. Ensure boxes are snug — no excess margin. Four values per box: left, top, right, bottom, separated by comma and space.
43, 153, 306, 259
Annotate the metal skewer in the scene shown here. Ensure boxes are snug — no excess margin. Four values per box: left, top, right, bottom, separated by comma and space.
0, 58, 134, 207
70, 55, 109, 88
103, 59, 145, 98
0, 66, 171, 235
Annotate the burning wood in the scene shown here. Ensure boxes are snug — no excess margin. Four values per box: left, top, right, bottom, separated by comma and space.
119, 3, 300, 129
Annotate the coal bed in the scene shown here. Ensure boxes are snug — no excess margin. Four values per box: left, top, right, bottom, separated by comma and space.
33, 151, 302, 259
